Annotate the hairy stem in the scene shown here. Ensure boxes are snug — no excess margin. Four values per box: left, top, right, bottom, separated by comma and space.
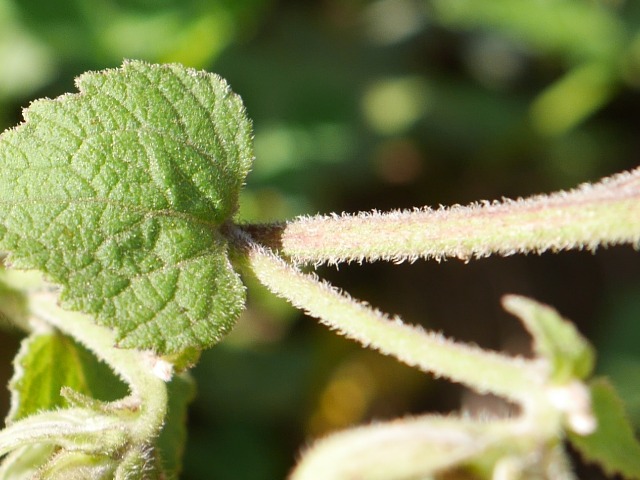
234, 234, 545, 403
243, 168, 640, 264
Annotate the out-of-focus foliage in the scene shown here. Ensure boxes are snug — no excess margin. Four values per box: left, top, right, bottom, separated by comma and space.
0, 1, 639, 479
0, 0, 269, 119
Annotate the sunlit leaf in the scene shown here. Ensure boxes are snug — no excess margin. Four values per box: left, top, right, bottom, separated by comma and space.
0, 60, 253, 354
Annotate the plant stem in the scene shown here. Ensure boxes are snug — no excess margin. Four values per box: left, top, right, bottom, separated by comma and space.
27, 293, 168, 444
235, 236, 545, 403
242, 168, 640, 264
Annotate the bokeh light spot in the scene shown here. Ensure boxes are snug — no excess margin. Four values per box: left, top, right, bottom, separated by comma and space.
362, 76, 431, 135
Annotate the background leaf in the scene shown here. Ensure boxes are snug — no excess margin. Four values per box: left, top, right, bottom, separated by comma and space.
7, 331, 127, 422
0, 61, 253, 354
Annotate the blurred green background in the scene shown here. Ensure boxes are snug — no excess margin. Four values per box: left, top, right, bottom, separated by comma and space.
1, 0, 640, 478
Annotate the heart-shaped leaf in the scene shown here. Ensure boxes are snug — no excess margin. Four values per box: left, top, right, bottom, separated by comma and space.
0, 61, 253, 354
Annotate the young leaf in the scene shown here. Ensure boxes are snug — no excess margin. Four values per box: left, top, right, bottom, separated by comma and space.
36, 450, 119, 480
568, 379, 640, 479
291, 413, 575, 480
291, 415, 491, 480
0, 408, 128, 457
0, 444, 56, 480
502, 295, 594, 383
8, 331, 128, 422
0, 60, 254, 354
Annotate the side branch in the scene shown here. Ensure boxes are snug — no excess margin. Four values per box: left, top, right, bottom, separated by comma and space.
234, 237, 544, 403
242, 168, 640, 265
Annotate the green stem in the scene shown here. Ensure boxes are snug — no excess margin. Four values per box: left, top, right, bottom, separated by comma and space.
28, 292, 168, 444
243, 168, 640, 264
235, 235, 544, 403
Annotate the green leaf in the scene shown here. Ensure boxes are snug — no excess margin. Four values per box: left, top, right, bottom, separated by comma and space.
36, 451, 119, 480
568, 378, 640, 479
0, 408, 128, 457
291, 414, 492, 480
156, 373, 196, 477
0, 444, 56, 480
502, 295, 594, 382
0, 273, 29, 331
0, 60, 253, 354
8, 331, 128, 422
292, 412, 575, 479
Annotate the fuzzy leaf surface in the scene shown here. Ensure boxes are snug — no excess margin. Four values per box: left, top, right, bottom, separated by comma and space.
0, 61, 253, 354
